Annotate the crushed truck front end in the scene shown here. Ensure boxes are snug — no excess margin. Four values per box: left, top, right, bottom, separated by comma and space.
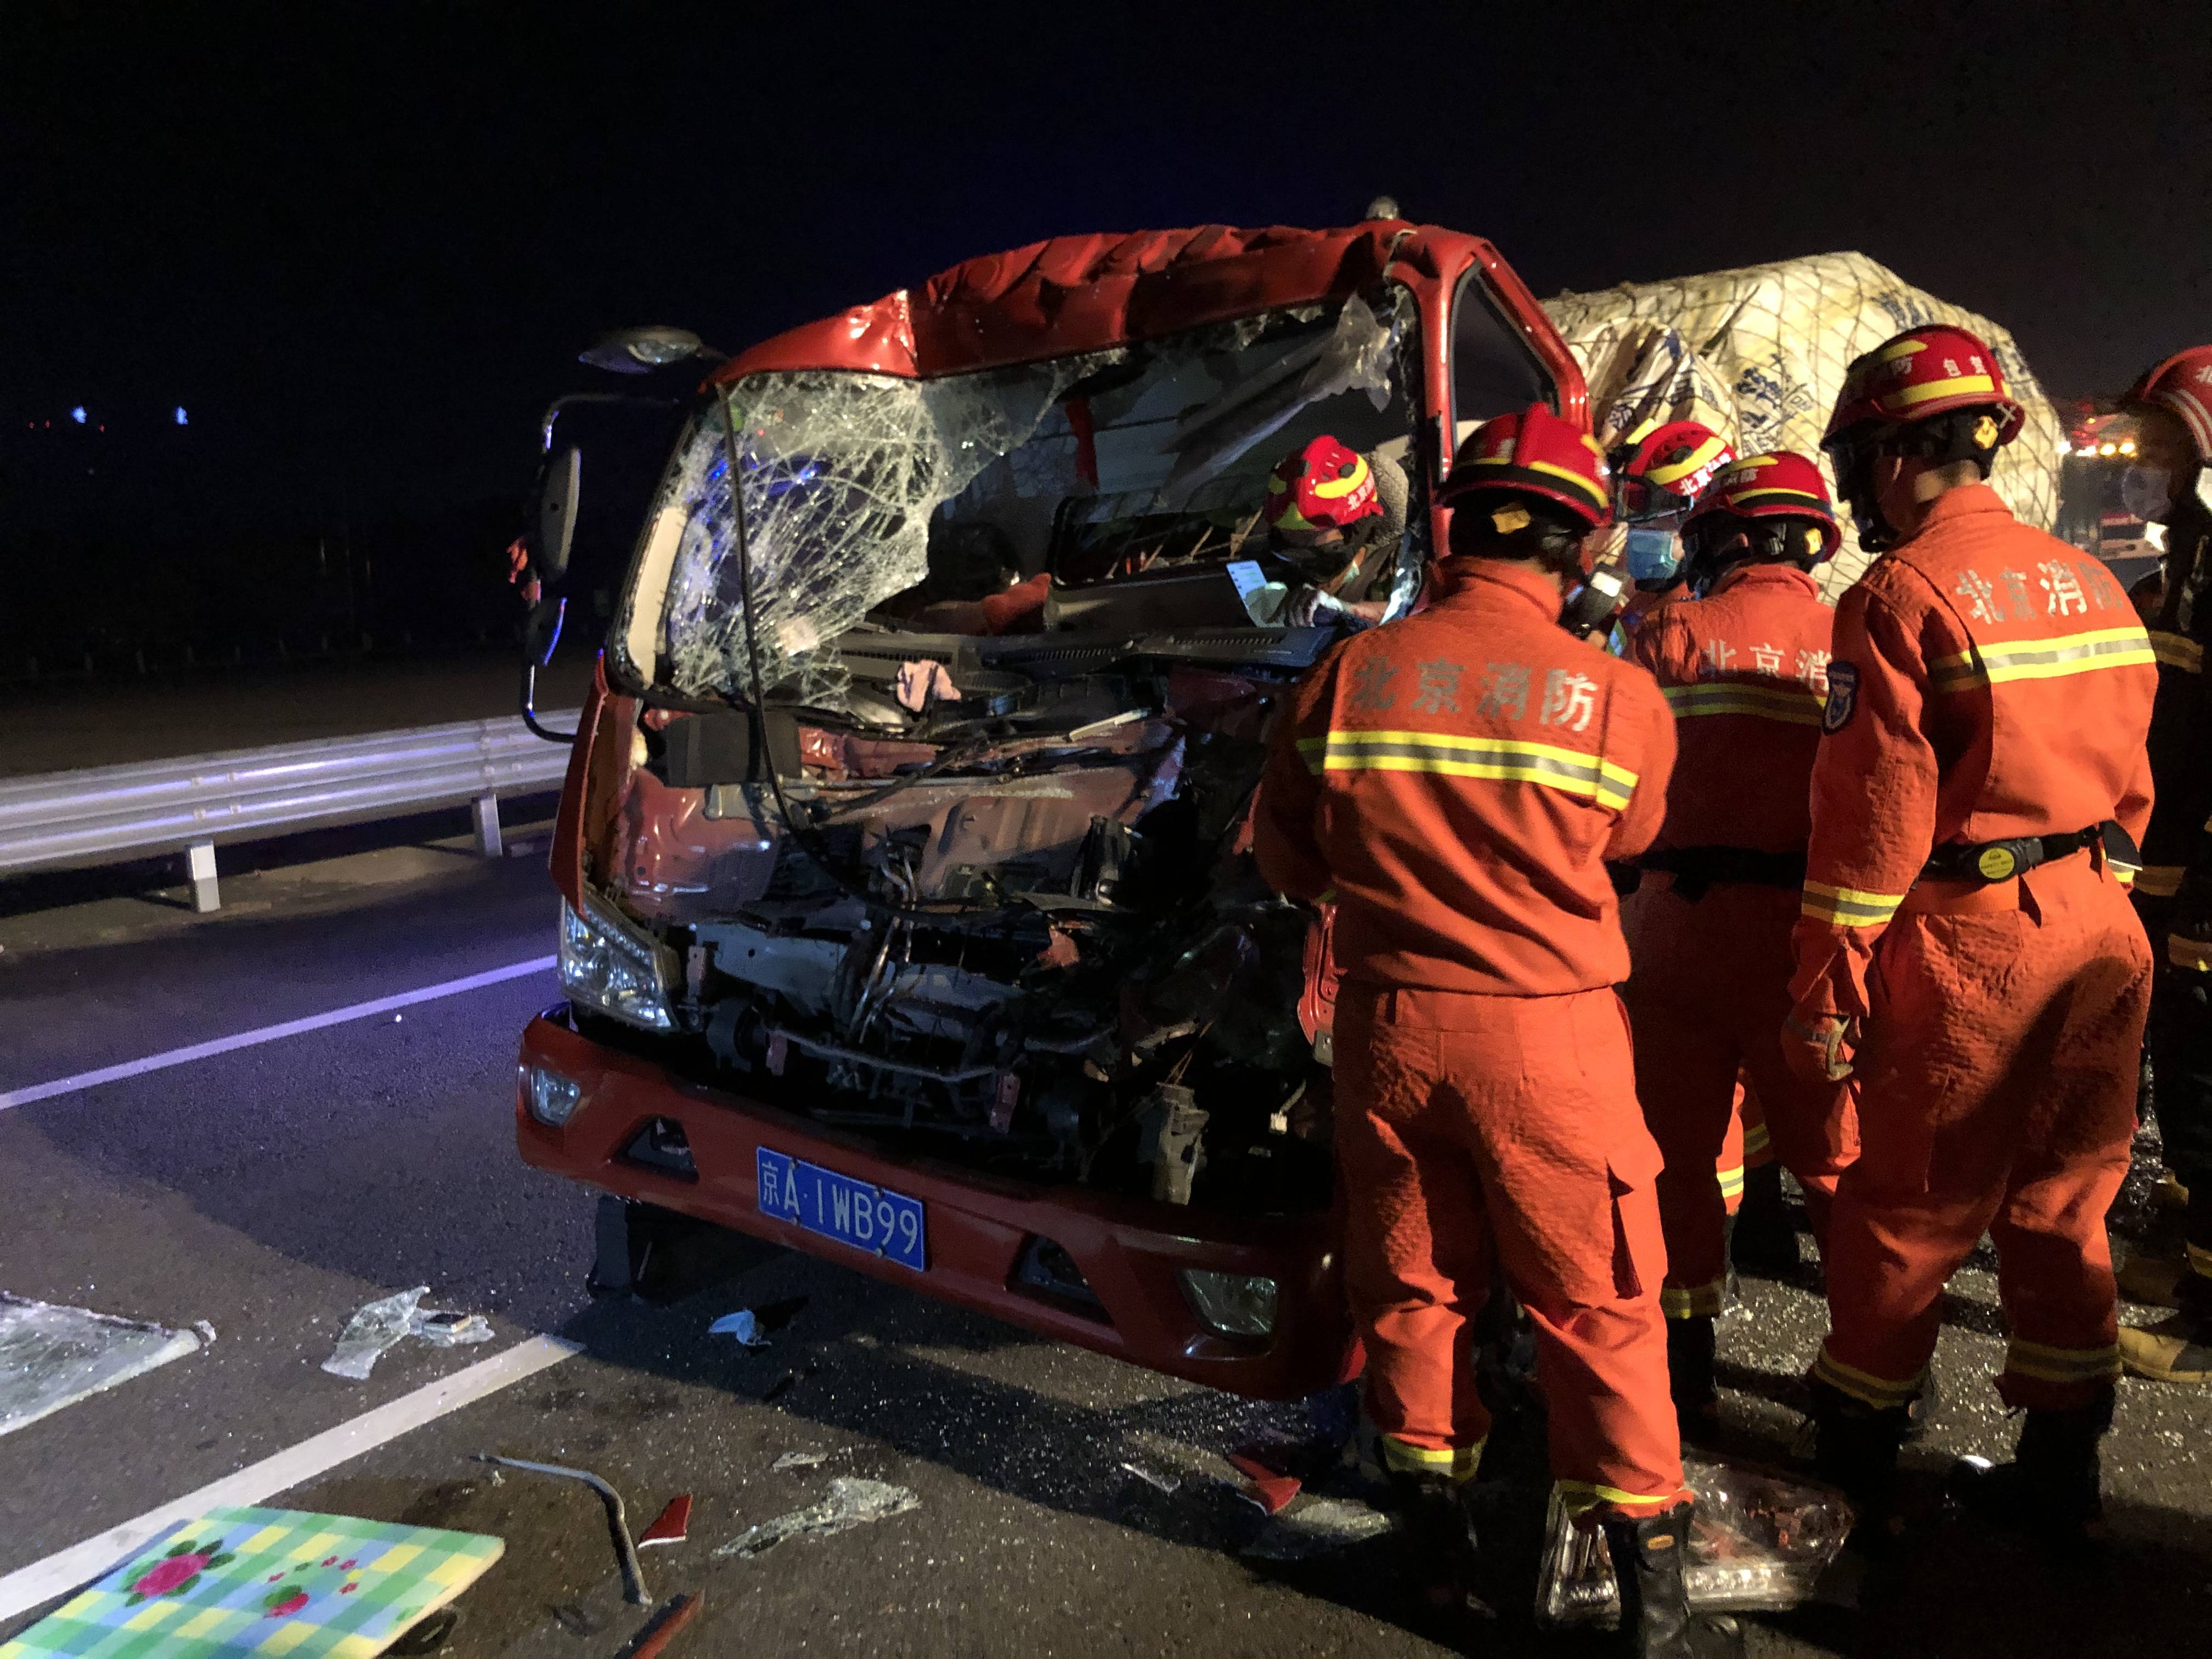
517, 220, 1581, 1396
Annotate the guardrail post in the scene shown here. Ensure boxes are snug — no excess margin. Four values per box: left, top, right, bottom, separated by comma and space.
472, 793, 504, 859
187, 842, 220, 913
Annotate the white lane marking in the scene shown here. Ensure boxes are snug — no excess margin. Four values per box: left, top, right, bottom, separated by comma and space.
0, 1334, 580, 1621
0, 956, 558, 1111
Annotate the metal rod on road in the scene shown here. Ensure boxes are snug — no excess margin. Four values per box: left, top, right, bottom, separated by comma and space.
471, 1453, 650, 1606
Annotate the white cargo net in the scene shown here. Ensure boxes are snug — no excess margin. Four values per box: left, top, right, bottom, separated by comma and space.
1543, 250, 2063, 599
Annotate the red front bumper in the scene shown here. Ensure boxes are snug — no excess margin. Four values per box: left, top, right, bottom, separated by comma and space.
516, 1006, 1358, 1400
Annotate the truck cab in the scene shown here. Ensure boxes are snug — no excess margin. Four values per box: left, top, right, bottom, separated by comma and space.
516, 217, 1586, 1398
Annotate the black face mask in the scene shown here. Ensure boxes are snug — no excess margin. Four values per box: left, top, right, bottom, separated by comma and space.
1827, 443, 1895, 553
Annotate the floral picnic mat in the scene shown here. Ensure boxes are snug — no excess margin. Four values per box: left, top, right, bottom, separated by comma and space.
1, 1506, 503, 1657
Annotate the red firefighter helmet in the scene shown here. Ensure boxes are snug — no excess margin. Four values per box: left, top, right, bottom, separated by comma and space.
1264, 435, 1381, 533
1824, 325, 2025, 450
1437, 404, 1613, 529
2125, 346, 2212, 464
1613, 418, 1735, 521
1683, 451, 1841, 561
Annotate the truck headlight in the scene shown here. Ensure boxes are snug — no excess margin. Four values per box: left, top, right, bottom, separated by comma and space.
558, 895, 676, 1031
1177, 1268, 1278, 1339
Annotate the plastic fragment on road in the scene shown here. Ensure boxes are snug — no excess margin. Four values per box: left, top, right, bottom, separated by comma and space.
1535, 1456, 1855, 1627
321, 1288, 493, 1380
1119, 1461, 1180, 1495
771, 1450, 830, 1471
1240, 1497, 1396, 1561
638, 1494, 693, 1548
713, 1478, 920, 1560
1226, 1447, 1304, 1516
0, 1293, 205, 1438
621, 1591, 704, 1659
706, 1310, 769, 1348
0, 1504, 500, 1657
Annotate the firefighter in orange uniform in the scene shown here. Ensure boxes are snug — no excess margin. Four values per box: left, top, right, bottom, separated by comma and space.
1621, 453, 1860, 1433
1783, 326, 2155, 1544
1256, 407, 1740, 1656
2113, 344, 2212, 1383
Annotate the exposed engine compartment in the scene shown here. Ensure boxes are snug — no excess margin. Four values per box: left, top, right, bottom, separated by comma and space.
579, 641, 1337, 1216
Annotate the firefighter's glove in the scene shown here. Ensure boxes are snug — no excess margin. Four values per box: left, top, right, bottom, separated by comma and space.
1782, 1011, 1857, 1083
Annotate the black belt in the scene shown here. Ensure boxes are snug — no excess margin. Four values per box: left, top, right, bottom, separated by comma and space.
1640, 846, 1807, 901
1920, 827, 2098, 885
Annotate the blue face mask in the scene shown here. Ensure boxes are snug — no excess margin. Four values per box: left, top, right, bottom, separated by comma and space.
1624, 527, 1681, 585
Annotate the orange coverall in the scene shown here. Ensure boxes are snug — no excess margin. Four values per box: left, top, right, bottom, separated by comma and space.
1255, 557, 1686, 1516
1623, 562, 1859, 1316
1790, 485, 2156, 1412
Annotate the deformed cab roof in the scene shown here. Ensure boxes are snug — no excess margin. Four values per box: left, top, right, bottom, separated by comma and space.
709, 219, 1572, 387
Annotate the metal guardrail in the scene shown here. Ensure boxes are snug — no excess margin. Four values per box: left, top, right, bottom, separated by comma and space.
0, 711, 580, 911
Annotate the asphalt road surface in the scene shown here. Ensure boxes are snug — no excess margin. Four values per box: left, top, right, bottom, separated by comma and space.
4, 804, 2211, 1655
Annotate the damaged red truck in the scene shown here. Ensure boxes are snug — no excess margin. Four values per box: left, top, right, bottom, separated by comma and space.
515, 218, 1588, 1399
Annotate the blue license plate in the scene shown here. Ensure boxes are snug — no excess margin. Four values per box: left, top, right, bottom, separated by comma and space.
755, 1147, 927, 1272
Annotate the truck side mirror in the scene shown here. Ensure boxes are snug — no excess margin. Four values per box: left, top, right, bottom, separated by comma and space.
536, 444, 582, 585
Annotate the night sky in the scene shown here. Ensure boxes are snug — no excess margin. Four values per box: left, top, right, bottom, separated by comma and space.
4, 1, 2207, 538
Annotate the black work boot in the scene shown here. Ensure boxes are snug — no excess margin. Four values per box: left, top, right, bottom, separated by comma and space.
1729, 1164, 1801, 1278
1666, 1316, 1722, 1443
1808, 1379, 1913, 1554
1948, 1387, 2114, 1549
1386, 1469, 1488, 1629
1601, 1503, 1745, 1657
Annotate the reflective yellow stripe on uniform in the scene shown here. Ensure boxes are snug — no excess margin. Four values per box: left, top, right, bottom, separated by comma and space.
1298, 731, 1638, 810
1661, 1281, 1726, 1319
1660, 682, 1825, 725
1716, 1164, 1745, 1201
1555, 1480, 1692, 1517
1381, 1435, 1486, 1482
2136, 865, 2186, 898
1929, 625, 2157, 691
1801, 879, 1907, 927
2152, 631, 2205, 674
1742, 1121, 1772, 1158
1810, 1346, 1926, 1410
2172, 935, 2212, 973
2002, 1337, 2122, 1385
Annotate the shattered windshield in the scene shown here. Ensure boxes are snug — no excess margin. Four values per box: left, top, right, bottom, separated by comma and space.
634, 289, 1422, 710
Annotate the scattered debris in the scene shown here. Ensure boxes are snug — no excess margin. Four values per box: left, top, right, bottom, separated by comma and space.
322, 1287, 493, 1380
191, 1320, 219, 1346
770, 1450, 830, 1471
1, 1294, 205, 1437
1240, 1497, 1396, 1561
707, 1311, 769, 1348
1119, 1460, 1180, 1496
617, 1592, 703, 1659
0, 1504, 499, 1655
1225, 1450, 1302, 1516
471, 1454, 650, 1606
1536, 1456, 1855, 1626
713, 1478, 920, 1560
639, 1494, 692, 1549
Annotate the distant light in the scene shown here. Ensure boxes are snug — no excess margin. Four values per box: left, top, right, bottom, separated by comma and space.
2119, 439, 2136, 455
70, 406, 86, 425
2099, 442, 2118, 456
175, 406, 188, 426
2057, 441, 2072, 455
